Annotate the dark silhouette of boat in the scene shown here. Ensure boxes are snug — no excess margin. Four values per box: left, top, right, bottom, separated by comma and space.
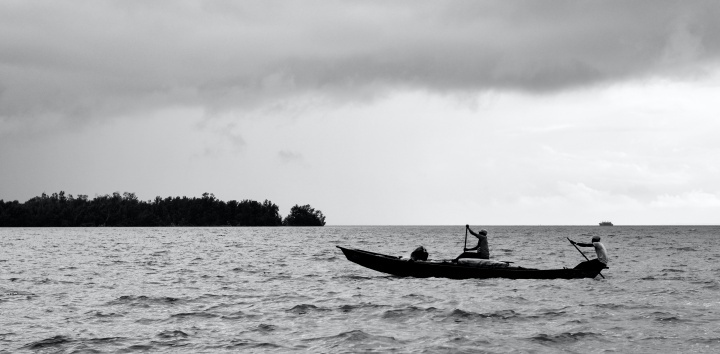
599, 221, 613, 226
337, 246, 605, 280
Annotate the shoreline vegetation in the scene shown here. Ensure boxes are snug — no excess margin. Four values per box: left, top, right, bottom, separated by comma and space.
0, 191, 326, 227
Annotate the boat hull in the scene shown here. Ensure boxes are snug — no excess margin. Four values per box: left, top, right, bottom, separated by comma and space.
337, 246, 603, 280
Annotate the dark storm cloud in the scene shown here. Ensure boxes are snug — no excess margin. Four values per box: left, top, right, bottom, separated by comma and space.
1, 0, 719, 124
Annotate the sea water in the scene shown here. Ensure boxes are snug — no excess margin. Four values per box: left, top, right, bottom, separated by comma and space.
1, 226, 719, 353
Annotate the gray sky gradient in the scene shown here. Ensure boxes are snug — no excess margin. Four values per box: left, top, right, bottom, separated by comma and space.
2, 0, 720, 127
2, 1, 720, 225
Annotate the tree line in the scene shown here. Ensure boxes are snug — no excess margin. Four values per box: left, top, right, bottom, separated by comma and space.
0, 191, 326, 227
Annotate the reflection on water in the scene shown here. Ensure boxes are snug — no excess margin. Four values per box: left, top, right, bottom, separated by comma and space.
1, 226, 719, 353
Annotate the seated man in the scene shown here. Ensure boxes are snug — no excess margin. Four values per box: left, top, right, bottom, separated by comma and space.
569, 236, 609, 270
456, 225, 489, 260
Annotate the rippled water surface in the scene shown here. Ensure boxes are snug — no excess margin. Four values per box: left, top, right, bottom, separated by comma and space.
1, 226, 719, 353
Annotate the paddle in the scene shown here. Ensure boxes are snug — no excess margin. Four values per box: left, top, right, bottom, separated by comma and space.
568, 237, 590, 261
463, 226, 468, 251
453, 226, 469, 262
567, 237, 604, 279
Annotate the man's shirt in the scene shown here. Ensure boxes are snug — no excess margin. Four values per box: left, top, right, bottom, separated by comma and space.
593, 241, 608, 264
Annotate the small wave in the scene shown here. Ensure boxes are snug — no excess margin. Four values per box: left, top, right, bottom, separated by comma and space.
532, 309, 567, 318
260, 275, 293, 282
445, 308, 520, 322
135, 318, 164, 325
649, 311, 690, 323
673, 247, 696, 252
1, 288, 35, 297
399, 293, 437, 303
125, 344, 154, 351
642, 335, 669, 341
83, 336, 126, 344
497, 295, 529, 303
106, 295, 181, 307
287, 304, 331, 314
530, 331, 599, 343
221, 310, 261, 320
686, 278, 720, 287
170, 312, 219, 320
701, 281, 720, 289
256, 323, 277, 332
689, 337, 720, 345
596, 302, 656, 311
332, 274, 376, 280
39, 336, 126, 352
661, 268, 686, 273
224, 339, 284, 350
157, 330, 189, 338
231, 266, 265, 274
198, 293, 228, 301
22, 335, 72, 350
337, 303, 389, 313
302, 329, 399, 345
658, 277, 688, 283
332, 329, 376, 342
382, 306, 437, 319
594, 303, 627, 310
86, 310, 123, 318
234, 323, 280, 336
655, 315, 687, 323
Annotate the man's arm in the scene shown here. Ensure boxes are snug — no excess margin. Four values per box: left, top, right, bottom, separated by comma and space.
466, 224, 479, 237
464, 245, 479, 251
569, 239, 593, 247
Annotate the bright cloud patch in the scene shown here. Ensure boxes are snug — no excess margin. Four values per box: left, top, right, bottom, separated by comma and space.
651, 192, 720, 208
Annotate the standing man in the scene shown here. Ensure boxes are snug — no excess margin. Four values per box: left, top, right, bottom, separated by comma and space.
456, 225, 489, 260
569, 236, 608, 270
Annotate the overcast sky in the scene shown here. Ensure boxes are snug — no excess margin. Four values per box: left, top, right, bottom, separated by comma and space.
2, 0, 719, 225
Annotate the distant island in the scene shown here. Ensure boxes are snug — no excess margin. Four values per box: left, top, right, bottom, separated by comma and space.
599, 221, 613, 226
0, 191, 326, 227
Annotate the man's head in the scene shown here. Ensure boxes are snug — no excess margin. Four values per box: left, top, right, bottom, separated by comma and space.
592, 236, 601, 242
479, 229, 488, 235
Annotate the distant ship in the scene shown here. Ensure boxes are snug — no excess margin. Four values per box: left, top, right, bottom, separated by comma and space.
599, 221, 613, 226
